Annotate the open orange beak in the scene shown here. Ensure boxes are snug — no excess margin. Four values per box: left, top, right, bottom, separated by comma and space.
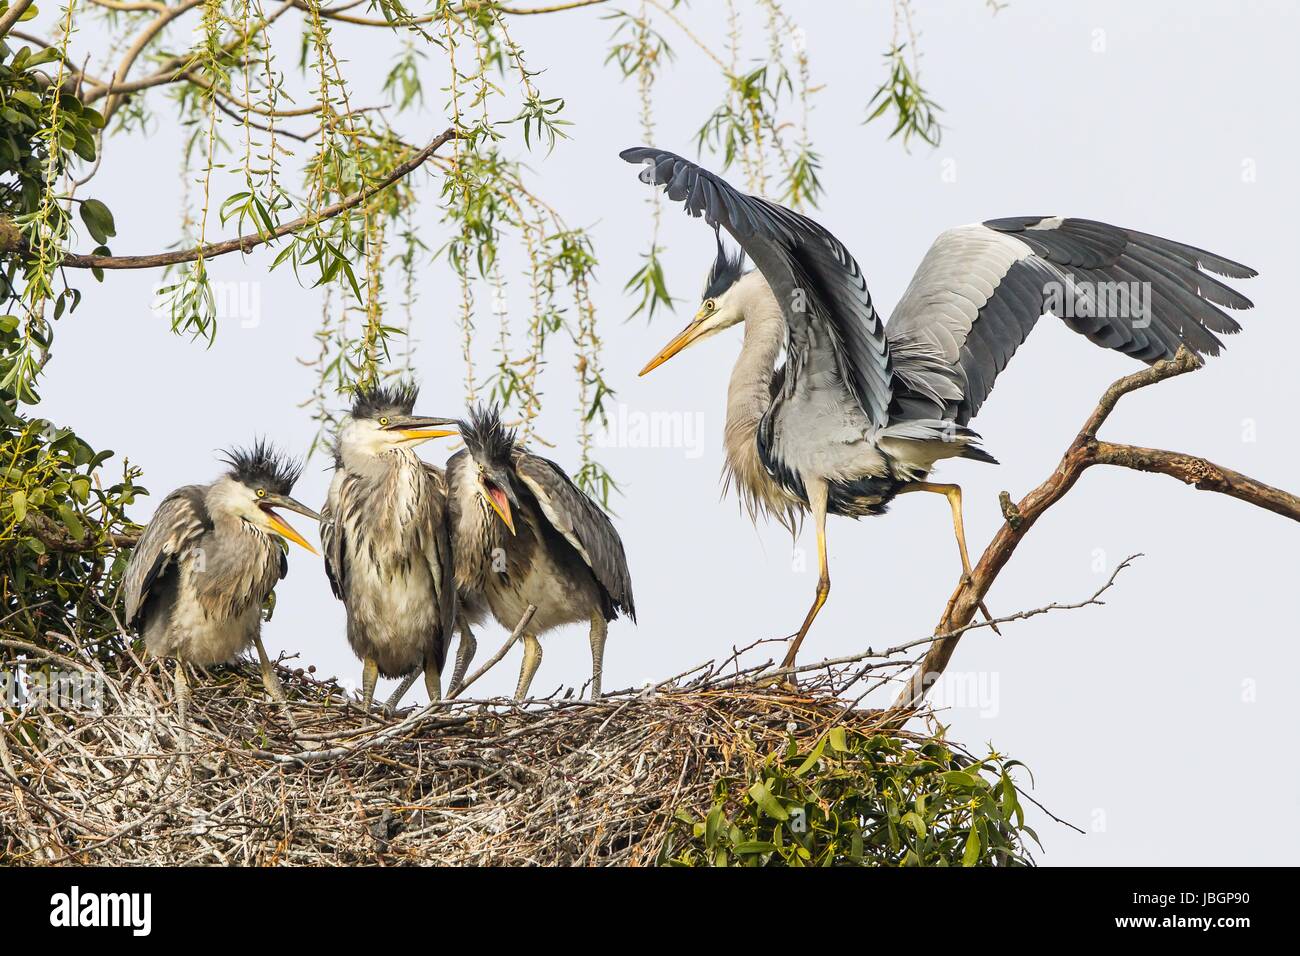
259, 493, 321, 555
385, 415, 458, 445
482, 484, 515, 535
266, 511, 317, 555
639, 308, 711, 376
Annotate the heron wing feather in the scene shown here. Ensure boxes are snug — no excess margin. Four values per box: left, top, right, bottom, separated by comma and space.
122, 485, 211, 631
620, 145, 893, 429
319, 470, 348, 600
513, 453, 635, 621
886, 218, 1255, 424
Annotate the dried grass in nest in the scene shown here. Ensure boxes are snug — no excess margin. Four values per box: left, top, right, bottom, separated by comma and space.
0, 639, 935, 866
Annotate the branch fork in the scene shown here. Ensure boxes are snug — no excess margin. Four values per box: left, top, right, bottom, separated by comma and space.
892, 346, 1300, 713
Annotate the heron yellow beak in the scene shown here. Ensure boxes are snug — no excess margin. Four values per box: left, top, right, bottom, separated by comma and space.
386, 415, 458, 444
259, 493, 321, 555
398, 427, 457, 443
639, 307, 711, 376
266, 511, 318, 555
481, 485, 515, 535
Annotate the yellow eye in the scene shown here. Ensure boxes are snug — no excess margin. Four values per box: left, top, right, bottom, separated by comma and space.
704, 298, 717, 312
379, 417, 389, 426
256, 489, 266, 498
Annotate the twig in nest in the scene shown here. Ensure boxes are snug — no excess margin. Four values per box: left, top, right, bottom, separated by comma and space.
448, 604, 537, 700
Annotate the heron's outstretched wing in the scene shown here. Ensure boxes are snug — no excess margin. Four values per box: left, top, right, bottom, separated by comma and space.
513, 452, 635, 621
319, 470, 348, 600
122, 485, 211, 631
620, 145, 892, 428
886, 218, 1255, 424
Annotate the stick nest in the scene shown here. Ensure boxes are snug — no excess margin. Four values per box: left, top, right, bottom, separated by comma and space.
0, 651, 931, 866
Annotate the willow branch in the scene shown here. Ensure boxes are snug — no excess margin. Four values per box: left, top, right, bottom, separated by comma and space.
98, 0, 206, 118
305, 0, 607, 27
86, 0, 169, 12
84, 0, 297, 114
45, 127, 457, 270
0, 0, 37, 36
891, 346, 1300, 714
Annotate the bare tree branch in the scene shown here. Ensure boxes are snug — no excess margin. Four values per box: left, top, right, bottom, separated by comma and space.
40, 127, 459, 270
891, 346, 1300, 714
0, 0, 37, 37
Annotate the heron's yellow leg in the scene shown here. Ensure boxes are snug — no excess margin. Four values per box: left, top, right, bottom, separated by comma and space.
254, 636, 286, 702
515, 634, 542, 701
361, 657, 379, 713
780, 480, 830, 671
447, 622, 477, 698
589, 613, 608, 700
899, 482, 1000, 634
174, 660, 189, 738
173, 660, 191, 769
384, 670, 419, 712
423, 642, 443, 703
253, 635, 298, 732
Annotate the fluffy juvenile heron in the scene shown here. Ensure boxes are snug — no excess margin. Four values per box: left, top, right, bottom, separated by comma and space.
320, 382, 461, 712
624, 145, 1255, 670
446, 406, 635, 700
123, 441, 320, 726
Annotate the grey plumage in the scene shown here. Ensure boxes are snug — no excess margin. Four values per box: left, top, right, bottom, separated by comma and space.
625, 145, 1255, 669
887, 217, 1255, 426
122, 441, 320, 735
124, 443, 311, 666
447, 405, 634, 700
320, 381, 459, 711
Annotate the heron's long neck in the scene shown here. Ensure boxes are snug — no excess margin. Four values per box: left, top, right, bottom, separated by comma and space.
722, 277, 799, 526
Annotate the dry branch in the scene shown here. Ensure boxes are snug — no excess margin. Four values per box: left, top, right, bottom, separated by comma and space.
891, 347, 1300, 714
53, 128, 459, 270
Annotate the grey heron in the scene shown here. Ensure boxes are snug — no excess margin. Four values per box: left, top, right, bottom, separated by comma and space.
122, 441, 320, 727
624, 145, 1255, 671
446, 405, 635, 700
320, 382, 461, 712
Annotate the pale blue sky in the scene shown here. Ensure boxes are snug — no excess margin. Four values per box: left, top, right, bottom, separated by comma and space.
34, 0, 1300, 864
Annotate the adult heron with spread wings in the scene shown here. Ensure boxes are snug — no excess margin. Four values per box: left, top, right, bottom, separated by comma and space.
624, 146, 1255, 671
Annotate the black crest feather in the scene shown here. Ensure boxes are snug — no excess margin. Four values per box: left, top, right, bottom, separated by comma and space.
458, 403, 516, 467
351, 380, 420, 420
220, 439, 303, 495
703, 231, 745, 300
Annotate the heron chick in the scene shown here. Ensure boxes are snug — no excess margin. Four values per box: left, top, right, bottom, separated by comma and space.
447, 405, 635, 700
123, 440, 320, 731
321, 382, 460, 712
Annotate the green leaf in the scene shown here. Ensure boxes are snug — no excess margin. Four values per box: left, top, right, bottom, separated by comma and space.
793, 732, 829, 777
962, 827, 981, 867
58, 503, 85, 541
900, 811, 927, 840
79, 198, 116, 244
940, 770, 980, 790
747, 780, 789, 821
828, 726, 848, 752
9, 489, 27, 522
